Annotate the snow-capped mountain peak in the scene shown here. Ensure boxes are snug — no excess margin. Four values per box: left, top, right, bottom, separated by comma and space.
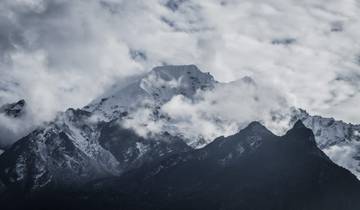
141, 65, 216, 100
83, 65, 217, 120
292, 109, 360, 179
293, 109, 360, 149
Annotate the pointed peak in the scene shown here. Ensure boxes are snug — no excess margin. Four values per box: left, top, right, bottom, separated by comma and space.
150, 64, 215, 81
298, 108, 309, 115
152, 64, 200, 72
241, 121, 274, 136
285, 120, 316, 146
293, 120, 306, 129
246, 121, 265, 129
142, 64, 216, 94
85, 64, 217, 120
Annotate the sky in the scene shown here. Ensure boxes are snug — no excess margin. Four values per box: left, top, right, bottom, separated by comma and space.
1, 0, 360, 145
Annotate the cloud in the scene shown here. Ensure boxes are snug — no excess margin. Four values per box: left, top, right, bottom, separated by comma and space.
0, 114, 35, 147
196, 0, 360, 120
323, 143, 360, 179
1, 0, 360, 146
122, 77, 293, 147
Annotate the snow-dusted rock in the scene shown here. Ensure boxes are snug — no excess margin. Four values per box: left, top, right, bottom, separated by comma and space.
0, 65, 213, 192
293, 109, 360, 178
2, 63, 360, 194
98, 120, 191, 173
0, 108, 120, 192
0, 99, 26, 118
84, 65, 216, 120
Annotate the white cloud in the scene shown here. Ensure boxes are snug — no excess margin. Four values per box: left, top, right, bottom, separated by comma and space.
324, 143, 360, 179
122, 77, 293, 147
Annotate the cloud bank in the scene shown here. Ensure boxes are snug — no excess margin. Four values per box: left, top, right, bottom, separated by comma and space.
122, 77, 293, 147
1, 0, 360, 145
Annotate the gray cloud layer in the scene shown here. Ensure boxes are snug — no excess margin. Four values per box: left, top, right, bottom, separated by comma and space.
1, 0, 360, 145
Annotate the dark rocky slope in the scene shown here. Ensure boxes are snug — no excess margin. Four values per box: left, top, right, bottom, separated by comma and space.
7, 121, 360, 210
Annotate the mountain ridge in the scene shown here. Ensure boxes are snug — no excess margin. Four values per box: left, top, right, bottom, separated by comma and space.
1, 64, 360, 196
10, 120, 359, 210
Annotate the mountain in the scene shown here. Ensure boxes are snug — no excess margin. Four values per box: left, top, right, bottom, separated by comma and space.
0, 108, 191, 194
0, 109, 119, 193
292, 109, 360, 179
10, 121, 360, 210
98, 120, 191, 174
0, 65, 210, 193
1, 64, 360, 198
83, 64, 216, 120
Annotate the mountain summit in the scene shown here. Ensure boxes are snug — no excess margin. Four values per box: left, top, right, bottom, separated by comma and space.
84, 65, 216, 120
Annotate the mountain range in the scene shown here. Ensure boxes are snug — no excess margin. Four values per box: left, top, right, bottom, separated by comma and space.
1, 65, 360, 209
3, 121, 360, 210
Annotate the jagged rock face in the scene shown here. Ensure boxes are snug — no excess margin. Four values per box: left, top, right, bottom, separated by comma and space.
0, 108, 120, 193
149, 65, 215, 96
18, 121, 360, 210
84, 65, 216, 120
0, 107, 191, 193
198, 122, 277, 164
0, 99, 26, 118
98, 120, 192, 174
85, 122, 359, 210
0, 65, 212, 193
293, 109, 360, 179
0, 129, 104, 192
294, 109, 360, 149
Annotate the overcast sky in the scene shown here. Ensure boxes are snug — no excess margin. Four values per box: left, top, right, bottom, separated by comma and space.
1, 0, 360, 145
